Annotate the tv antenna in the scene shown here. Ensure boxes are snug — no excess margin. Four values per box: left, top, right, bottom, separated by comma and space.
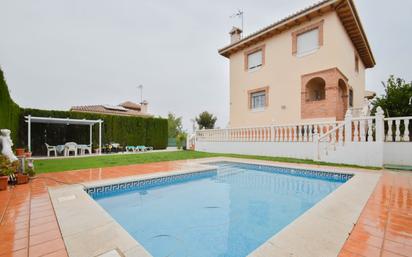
230, 9, 244, 31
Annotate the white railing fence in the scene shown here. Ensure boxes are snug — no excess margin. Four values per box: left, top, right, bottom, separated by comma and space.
196, 121, 340, 143
315, 107, 385, 159
384, 117, 411, 142
193, 106, 411, 167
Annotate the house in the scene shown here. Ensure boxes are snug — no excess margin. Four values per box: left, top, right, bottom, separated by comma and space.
70, 101, 151, 117
219, 0, 375, 128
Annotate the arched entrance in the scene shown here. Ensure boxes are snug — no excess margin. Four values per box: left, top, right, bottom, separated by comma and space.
306, 77, 326, 101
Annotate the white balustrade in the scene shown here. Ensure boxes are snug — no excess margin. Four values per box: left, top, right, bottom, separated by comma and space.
298, 125, 302, 142
338, 125, 344, 146
367, 119, 373, 142
196, 121, 341, 143
384, 117, 412, 142
359, 119, 366, 142
353, 120, 359, 142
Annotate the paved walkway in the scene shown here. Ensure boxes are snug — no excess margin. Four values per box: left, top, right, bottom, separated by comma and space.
0, 160, 411, 257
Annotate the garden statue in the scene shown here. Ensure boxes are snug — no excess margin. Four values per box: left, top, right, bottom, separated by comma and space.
0, 129, 18, 162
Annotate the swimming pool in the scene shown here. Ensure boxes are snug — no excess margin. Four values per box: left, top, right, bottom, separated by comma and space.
89, 162, 352, 257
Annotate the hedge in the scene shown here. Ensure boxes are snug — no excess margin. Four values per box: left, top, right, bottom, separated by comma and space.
0, 68, 168, 155
0, 68, 21, 144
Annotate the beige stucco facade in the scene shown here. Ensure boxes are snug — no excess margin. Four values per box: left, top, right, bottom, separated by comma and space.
226, 10, 370, 128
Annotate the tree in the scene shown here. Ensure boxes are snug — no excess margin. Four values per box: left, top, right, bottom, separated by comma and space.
195, 111, 217, 129
167, 112, 183, 138
372, 76, 412, 117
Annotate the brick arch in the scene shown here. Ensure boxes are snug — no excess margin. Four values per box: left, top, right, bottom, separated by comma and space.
301, 67, 349, 120
305, 77, 326, 101
337, 79, 349, 120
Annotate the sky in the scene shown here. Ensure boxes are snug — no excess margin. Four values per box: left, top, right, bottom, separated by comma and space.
0, 0, 411, 131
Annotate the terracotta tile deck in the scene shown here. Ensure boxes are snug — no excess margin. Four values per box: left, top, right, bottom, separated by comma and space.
0, 160, 411, 257
339, 171, 412, 257
0, 161, 190, 257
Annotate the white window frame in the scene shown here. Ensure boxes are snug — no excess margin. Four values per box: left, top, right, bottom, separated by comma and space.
251, 91, 266, 110
296, 28, 320, 57
247, 50, 263, 71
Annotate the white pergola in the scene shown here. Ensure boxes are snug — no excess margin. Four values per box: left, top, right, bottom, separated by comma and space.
24, 115, 103, 155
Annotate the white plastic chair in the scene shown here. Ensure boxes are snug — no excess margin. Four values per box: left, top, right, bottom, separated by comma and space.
45, 143, 57, 157
79, 144, 92, 155
64, 142, 78, 156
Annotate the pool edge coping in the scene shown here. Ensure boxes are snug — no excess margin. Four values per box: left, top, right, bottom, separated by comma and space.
48, 164, 219, 257
48, 157, 382, 257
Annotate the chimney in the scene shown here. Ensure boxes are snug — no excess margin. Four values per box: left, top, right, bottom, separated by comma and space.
140, 100, 149, 114
229, 27, 242, 43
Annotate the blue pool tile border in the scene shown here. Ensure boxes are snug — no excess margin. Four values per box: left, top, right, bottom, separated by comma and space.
208, 161, 353, 182
86, 169, 217, 198
86, 161, 353, 198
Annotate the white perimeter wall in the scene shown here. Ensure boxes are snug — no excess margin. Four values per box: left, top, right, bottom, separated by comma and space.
196, 141, 314, 160
196, 141, 412, 167
384, 143, 412, 166
319, 143, 384, 167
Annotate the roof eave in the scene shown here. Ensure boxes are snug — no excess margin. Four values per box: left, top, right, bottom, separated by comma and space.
346, 0, 376, 68
218, 0, 338, 57
218, 0, 376, 68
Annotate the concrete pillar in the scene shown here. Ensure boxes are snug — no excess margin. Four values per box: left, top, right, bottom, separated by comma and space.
344, 109, 352, 143
375, 106, 385, 142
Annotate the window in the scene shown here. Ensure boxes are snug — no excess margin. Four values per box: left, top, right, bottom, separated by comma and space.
297, 29, 319, 56
251, 91, 266, 109
349, 89, 354, 107
248, 87, 269, 110
292, 20, 324, 56
355, 54, 359, 73
244, 45, 265, 71
247, 50, 263, 70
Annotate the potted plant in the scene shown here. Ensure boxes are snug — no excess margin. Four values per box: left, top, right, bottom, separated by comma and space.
176, 132, 187, 150
15, 148, 25, 157
16, 173, 29, 184
16, 160, 35, 185
0, 156, 14, 190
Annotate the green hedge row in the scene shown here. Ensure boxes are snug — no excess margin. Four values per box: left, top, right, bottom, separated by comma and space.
0, 68, 168, 155
0, 69, 21, 144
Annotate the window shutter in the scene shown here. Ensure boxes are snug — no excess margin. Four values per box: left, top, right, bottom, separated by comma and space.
248, 50, 263, 70
297, 29, 319, 56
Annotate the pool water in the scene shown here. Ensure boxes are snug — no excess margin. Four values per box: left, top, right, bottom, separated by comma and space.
92, 162, 349, 257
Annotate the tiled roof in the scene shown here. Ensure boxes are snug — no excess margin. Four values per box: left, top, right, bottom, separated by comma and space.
219, 0, 375, 68
70, 103, 150, 117
119, 101, 141, 111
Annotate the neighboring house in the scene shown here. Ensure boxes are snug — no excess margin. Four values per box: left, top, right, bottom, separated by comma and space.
219, 0, 375, 128
70, 101, 151, 117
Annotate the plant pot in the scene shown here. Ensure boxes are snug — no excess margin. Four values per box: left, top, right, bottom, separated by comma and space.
25, 152, 32, 158
16, 174, 29, 185
15, 148, 25, 157
0, 176, 8, 190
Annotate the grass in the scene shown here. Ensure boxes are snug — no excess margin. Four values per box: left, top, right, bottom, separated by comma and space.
33, 150, 381, 174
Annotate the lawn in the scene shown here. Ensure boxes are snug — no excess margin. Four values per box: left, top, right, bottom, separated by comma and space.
33, 150, 381, 174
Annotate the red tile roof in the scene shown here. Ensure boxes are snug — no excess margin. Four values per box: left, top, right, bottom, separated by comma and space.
70, 102, 151, 117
